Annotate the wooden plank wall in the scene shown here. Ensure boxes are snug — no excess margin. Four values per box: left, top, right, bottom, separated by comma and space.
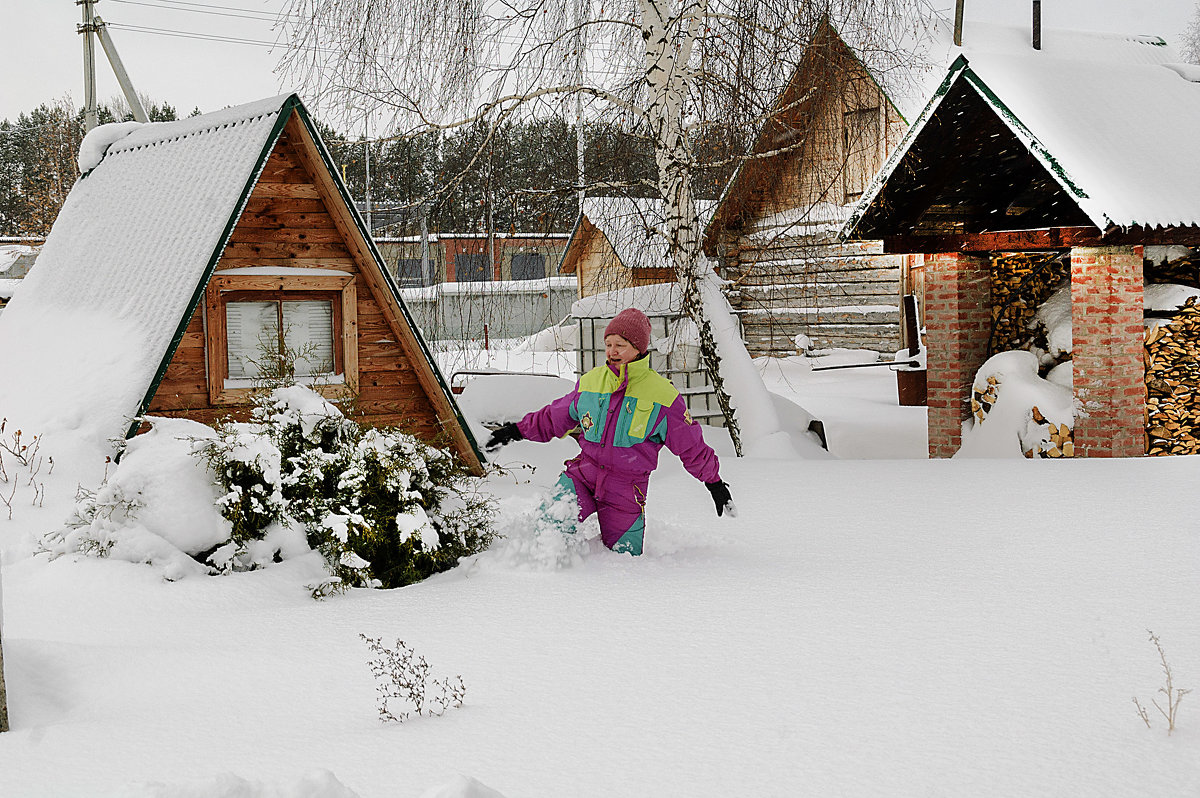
724, 233, 903, 356
146, 128, 444, 440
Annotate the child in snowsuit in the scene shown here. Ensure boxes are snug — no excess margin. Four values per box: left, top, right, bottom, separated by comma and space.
486, 307, 735, 555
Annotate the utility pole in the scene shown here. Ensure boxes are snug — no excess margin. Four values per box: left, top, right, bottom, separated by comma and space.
420, 203, 432, 286
80, 0, 99, 131
78, 0, 149, 132
363, 128, 372, 234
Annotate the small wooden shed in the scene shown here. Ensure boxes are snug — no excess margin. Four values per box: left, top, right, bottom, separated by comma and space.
0, 95, 484, 473
842, 30, 1200, 458
559, 197, 712, 298
702, 16, 933, 356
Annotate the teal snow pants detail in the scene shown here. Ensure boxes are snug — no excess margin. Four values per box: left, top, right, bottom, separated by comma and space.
551, 466, 647, 556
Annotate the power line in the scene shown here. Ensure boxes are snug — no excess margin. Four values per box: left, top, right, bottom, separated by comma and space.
106, 20, 633, 73
107, 0, 288, 23
106, 22, 293, 50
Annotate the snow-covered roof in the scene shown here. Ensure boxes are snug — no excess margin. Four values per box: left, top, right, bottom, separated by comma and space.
0, 244, 34, 275
571, 282, 683, 318
0, 96, 291, 447
707, 16, 1193, 249
843, 26, 1200, 235
577, 197, 716, 272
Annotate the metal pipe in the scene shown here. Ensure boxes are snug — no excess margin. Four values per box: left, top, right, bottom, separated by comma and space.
812, 360, 920, 372
954, 0, 965, 47
1032, 0, 1042, 50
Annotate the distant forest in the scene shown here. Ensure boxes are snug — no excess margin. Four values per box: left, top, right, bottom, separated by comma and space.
0, 98, 747, 239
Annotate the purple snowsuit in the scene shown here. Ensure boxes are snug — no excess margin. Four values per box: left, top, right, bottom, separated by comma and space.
517, 355, 721, 554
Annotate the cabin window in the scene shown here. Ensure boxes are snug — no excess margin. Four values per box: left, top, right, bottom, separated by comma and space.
842, 106, 881, 204
225, 296, 337, 379
205, 272, 358, 405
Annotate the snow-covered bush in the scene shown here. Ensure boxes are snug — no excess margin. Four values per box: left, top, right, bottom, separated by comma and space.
198, 386, 496, 591
41, 417, 237, 581
44, 388, 495, 592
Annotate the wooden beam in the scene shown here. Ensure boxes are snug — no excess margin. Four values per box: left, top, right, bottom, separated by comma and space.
881, 227, 1104, 253
1101, 225, 1200, 247
881, 225, 1200, 253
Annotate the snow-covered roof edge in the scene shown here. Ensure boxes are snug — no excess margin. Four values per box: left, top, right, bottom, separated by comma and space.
958, 61, 1100, 226
285, 101, 487, 467
125, 95, 297, 441
838, 56, 969, 242
838, 53, 1107, 241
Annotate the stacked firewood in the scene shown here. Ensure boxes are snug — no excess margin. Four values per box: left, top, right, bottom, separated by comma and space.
970, 375, 998, 426
1145, 296, 1200, 456
1027, 406, 1073, 458
989, 251, 1070, 355
1145, 252, 1200, 288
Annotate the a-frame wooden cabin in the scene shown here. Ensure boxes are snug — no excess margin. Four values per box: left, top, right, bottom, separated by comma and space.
0, 95, 484, 473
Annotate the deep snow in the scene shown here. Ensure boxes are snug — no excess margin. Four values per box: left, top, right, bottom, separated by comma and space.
1, 351, 1198, 797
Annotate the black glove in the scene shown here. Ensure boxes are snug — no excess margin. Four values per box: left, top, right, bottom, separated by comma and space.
705, 480, 737, 518
485, 422, 523, 452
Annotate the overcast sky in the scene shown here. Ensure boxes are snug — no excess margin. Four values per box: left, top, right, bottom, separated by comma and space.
2, 0, 1196, 127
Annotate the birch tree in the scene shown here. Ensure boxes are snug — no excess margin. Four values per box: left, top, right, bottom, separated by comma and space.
278, 0, 930, 454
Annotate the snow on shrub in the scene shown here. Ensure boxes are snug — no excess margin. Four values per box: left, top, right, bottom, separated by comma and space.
40, 417, 235, 581
44, 387, 495, 593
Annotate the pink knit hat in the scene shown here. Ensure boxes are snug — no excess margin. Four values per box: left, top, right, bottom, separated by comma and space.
604, 308, 652, 354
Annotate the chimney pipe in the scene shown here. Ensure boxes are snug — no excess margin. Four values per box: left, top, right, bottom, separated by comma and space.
954, 0, 965, 46
1032, 0, 1042, 50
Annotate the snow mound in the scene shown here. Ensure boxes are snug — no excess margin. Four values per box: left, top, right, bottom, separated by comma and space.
116, 769, 360, 798
78, 120, 144, 172
571, 283, 681, 318
106, 417, 232, 554
418, 775, 509, 798
956, 350, 1074, 458
511, 321, 579, 352
457, 375, 576, 427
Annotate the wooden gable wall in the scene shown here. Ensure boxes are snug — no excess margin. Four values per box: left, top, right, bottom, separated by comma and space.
146, 114, 475, 466
708, 24, 910, 357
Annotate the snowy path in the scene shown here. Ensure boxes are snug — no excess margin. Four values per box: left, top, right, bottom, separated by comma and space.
2, 448, 1198, 797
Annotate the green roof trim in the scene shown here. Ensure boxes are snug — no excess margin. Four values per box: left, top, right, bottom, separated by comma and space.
839, 51, 1112, 242
126, 95, 487, 470
126, 94, 299, 443
289, 102, 488, 467
958, 63, 1096, 212
839, 55, 969, 241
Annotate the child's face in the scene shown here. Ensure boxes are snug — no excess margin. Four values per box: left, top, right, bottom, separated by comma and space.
605, 334, 639, 367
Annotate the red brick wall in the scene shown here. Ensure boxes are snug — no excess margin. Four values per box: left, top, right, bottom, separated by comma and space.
1070, 246, 1145, 457
925, 252, 991, 458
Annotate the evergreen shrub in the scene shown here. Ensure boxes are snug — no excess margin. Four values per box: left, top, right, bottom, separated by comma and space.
197, 386, 495, 592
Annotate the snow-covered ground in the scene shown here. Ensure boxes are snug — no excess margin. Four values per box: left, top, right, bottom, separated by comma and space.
1, 350, 1198, 798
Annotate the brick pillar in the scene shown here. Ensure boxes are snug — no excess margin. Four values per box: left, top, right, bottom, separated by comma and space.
925, 252, 992, 458
1070, 246, 1145, 457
